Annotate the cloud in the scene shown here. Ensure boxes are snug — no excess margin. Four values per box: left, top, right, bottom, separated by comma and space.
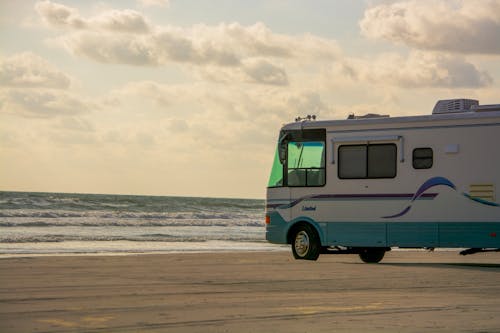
60, 32, 160, 66
36, 0, 151, 33
92, 9, 151, 33
166, 119, 189, 133
35, 0, 87, 29
1, 89, 93, 118
0, 53, 94, 118
36, 2, 341, 86
55, 27, 244, 68
343, 51, 493, 88
112, 80, 189, 108
360, 0, 500, 55
36, 1, 340, 63
153, 28, 241, 66
0, 52, 71, 89
53, 20, 340, 66
137, 0, 169, 8
49, 20, 342, 86
285, 92, 331, 117
113, 80, 333, 132
56, 117, 95, 132
242, 59, 288, 86
196, 58, 289, 86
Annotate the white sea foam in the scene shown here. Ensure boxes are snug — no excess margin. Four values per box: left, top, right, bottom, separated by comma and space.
0, 240, 288, 257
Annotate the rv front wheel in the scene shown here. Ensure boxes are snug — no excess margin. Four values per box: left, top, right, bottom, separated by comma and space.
358, 248, 386, 263
291, 224, 320, 261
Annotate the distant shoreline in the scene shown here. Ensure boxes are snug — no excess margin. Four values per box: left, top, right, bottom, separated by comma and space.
0, 190, 264, 201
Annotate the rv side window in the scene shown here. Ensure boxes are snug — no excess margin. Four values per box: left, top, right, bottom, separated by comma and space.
413, 148, 433, 169
338, 144, 397, 179
338, 145, 366, 178
287, 141, 325, 187
368, 144, 397, 178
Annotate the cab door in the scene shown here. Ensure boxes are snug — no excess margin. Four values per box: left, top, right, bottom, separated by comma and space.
267, 128, 326, 226
266, 133, 291, 223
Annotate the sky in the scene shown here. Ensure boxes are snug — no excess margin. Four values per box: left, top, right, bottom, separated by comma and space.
1, 0, 499, 199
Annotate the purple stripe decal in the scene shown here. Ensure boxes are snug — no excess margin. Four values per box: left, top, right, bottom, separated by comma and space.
266, 193, 437, 209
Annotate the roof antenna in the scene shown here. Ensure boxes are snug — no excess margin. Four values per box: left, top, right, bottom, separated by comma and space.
295, 114, 317, 122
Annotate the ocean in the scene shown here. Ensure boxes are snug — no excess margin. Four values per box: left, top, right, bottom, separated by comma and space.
0, 191, 286, 257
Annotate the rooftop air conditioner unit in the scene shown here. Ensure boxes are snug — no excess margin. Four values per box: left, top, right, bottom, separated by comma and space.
432, 99, 479, 115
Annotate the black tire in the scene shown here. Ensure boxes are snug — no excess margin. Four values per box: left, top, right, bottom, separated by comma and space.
358, 248, 386, 263
291, 224, 321, 261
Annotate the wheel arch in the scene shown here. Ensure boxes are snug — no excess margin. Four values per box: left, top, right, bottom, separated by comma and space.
286, 218, 325, 246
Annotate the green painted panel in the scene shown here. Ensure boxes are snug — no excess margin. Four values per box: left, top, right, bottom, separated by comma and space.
387, 223, 438, 247
327, 222, 386, 247
439, 223, 500, 248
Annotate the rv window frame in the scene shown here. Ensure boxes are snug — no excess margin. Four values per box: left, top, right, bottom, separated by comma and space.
286, 140, 326, 187
412, 147, 433, 169
275, 128, 326, 188
338, 143, 397, 179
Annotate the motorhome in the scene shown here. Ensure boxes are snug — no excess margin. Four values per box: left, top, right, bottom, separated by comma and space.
265, 99, 500, 263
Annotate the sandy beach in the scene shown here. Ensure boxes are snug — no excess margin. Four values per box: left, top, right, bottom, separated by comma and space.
1, 250, 500, 332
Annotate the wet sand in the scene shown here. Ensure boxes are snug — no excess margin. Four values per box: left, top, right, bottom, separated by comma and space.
1, 250, 500, 332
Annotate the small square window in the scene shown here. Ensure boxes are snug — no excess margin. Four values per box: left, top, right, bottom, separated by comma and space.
413, 148, 433, 169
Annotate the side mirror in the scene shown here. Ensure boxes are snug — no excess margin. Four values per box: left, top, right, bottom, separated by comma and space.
279, 143, 286, 164
278, 133, 288, 164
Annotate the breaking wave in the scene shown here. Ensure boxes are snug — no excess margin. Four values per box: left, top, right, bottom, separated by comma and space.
0, 219, 263, 227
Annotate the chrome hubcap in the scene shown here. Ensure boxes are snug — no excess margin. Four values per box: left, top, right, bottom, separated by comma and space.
294, 231, 310, 257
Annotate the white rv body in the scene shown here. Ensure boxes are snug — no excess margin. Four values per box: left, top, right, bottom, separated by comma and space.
265, 100, 500, 261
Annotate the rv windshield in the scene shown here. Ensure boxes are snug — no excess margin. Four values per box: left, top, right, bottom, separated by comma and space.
267, 128, 326, 188
267, 144, 284, 187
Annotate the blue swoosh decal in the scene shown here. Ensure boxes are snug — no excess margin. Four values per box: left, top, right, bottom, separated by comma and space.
383, 177, 456, 218
462, 193, 499, 207
411, 177, 456, 202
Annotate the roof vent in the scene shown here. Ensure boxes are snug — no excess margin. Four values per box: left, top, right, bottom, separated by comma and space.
347, 113, 389, 119
432, 99, 478, 114
471, 104, 500, 112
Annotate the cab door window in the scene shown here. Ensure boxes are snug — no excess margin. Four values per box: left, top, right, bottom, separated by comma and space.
287, 141, 325, 186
